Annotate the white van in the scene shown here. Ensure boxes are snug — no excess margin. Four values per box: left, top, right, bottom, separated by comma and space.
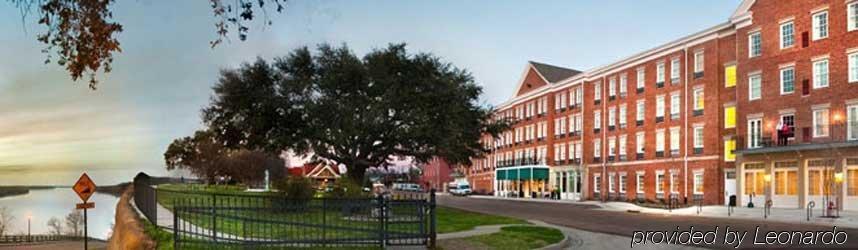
448, 182, 471, 196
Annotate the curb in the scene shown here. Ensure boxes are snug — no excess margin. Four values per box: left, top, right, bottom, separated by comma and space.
536, 234, 570, 250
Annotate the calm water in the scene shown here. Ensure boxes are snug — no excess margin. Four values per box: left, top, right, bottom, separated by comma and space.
0, 188, 119, 240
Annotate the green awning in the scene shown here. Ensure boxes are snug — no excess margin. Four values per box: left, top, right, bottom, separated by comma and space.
496, 169, 506, 180
497, 167, 549, 180
533, 168, 549, 180
519, 168, 531, 179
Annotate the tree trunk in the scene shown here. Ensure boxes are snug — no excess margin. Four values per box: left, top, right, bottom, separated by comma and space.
347, 162, 369, 184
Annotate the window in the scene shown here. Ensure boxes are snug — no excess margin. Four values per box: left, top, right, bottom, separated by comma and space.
670, 172, 679, 194
636, 68, 645, 89
594, 174, 601, 193
656, 172, 665, 194
576, 87, 583, 104
619, 135, 627, 158
749, 73, 762, 100
619, 74, 628, 95
594, 139, 601, 158
694, 51, 704, 73
671, 58, 680, 83
780, 66, 795, 94
558, 143, 566, 160
813, 58, 829, 88
850, 2, 858, 32
724, 106, 736, 128
693, 125, 704, 150
670, 93, 680, 119
655, 130, 665, 154
636, 173, 645, 194
608, 173, 615, 192
656, 95, 665, 118
693, 171, 704, 194
749, 31, 762, 57
656, 62, 665, 83
636, 100, 645, 121
594, 111, 601, 130
619, 174, 627, 193
693, 88, 704, 111
724, 139, 736, 161
849, 105, 858, 141
813, 108, 829, 137
608, 107, 616, 127
636, 132, 645, 154
748, 118, 762, 148
813, 11, 828, 40
780, 21, 794, 48
575, 142, 582, 160
619, 105, 627, 127
594, 82, 602, 101
609, 77, 617, 97
850, 52, 858, 83
670, 127, 680, 155
725, 65, 737, 87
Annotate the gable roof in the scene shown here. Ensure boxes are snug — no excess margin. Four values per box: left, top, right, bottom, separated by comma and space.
529, 61, 582, 83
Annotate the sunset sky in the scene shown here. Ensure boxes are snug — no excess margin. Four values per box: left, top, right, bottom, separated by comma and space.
0, 0, 739, 185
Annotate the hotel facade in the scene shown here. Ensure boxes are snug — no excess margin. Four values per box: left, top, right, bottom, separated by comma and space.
467, 0, 858, 209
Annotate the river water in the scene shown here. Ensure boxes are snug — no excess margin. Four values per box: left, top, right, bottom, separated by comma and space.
0, 188, 119, 240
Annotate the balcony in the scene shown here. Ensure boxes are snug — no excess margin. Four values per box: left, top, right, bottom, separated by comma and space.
594, 128, 601, 134
495, 157, 547, 168
656, 82, 664, 88
636, 153, 645, 160
656, 116, 664, 123
595, 99, 601, 105
656, 151, 664, 158
693, 109, 703, 117
570, 104, 578, 110
569, 131, 579, 137
735, 125, 858, 156
608, 155, 615, 162
609, 95, 616, 101
693, 147, 703, 155
593, 157, 601, 162
636, 120, 644, 127
608, 125, 615, 131
636, 87, 644, 94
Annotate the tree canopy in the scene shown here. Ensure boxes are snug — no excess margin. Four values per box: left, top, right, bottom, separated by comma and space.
196, 43, 509, 181
164, 130, 285, 183
9, 0, 285, 88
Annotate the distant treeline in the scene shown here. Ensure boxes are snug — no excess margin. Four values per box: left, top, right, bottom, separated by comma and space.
0, 186, 30, 198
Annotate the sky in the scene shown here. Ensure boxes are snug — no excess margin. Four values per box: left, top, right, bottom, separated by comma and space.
0, 0, 741, 185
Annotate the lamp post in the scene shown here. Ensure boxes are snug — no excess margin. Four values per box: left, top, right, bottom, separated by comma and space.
26, 214, 32, 242
835, 172, 844, 218
763, 174, 772, 218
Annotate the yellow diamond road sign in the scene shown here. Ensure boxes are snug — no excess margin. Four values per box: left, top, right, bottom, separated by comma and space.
73, 173, 97, 203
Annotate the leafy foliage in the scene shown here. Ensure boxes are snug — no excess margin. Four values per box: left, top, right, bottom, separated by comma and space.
201, 43, 509, 181
0, 206, 13, 236
326, 177, 367, 198
65, 209, 84, 236
272, 176, 315, 200
9, 0, 286, 88
163, 130, 284, 183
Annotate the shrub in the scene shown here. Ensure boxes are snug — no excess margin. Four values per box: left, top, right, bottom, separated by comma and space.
327, 178, 367, 199
273, 176, 315, 200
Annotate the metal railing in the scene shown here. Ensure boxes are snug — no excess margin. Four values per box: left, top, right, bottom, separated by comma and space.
0, 235, 86, 244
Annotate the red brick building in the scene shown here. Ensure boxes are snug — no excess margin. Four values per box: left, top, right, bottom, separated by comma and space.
467, 0, 858, 209
420, 158, 455, 192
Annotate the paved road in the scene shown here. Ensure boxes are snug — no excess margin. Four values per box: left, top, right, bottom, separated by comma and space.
0, 240, 107, 250
439, 195, 858, 249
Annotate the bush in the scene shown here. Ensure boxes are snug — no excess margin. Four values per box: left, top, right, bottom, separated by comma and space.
326, 178, 367, 199
273, 176, 315, 200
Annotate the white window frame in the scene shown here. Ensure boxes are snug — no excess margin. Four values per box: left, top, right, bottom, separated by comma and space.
619, 104, 627, 127
619, 73, 628, 95
780, 20, 795, 49
780, 66, 795, 95
670, 92, 680, 118
619, 174, 627, 194
749, 73, 762, 101
694, 50, 704, 73
594, 82, 602, 101
813, 10, 829, 40
813, 58, 829, 89
656, 95, 665, 118
594, 174, 601, 193
609, 77, 617, 97
594, 139, 601, 158
656, 129, 665, 153
813, 108, 830, 138
670, 171, 679, 194
636, 172, 645, 194
670, 127, 680, 153
848, 104, 858, 141
619, 135, 627, 158
636, 68, 645, 89
594, 111, 602, 129
608, 137, 616, 157
693, 125, 704, 149
849, 52, 858, 83
656, 171, 665, 194
656, 62, 666, 83
693, 88, 704, 111
748, 118, 763, 148
636, 100, 645, 121
608, 173, 616, 193
850, 2, 858, 32
608, 107, 616, 127
636, 132, 645, 154
693, 171, 704, 195
671, 58, 680, 83
749, 31, 762, 58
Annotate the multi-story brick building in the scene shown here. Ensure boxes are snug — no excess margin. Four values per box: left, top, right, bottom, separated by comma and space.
467, 0, 858, 209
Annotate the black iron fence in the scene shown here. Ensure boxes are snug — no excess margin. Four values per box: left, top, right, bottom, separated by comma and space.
133, 177, 436, 249
0, 235, 85, 244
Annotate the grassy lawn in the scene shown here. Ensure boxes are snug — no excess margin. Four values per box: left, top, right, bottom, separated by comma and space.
465, 226, 564, 250
436, 206, 527, 233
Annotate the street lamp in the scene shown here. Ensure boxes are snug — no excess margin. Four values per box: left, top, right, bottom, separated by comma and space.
763, 174, 772, 218
26, 213, 32, 242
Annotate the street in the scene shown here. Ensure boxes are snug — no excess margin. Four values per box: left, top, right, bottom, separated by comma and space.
438, 195, 858, 249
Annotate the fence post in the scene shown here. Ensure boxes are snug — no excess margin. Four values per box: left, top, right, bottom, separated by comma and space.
322, 198, 327, 247
212, 193, 217, 244
173, 198, 179, 250
377, 195, 385, 249
430, 188, 437, 249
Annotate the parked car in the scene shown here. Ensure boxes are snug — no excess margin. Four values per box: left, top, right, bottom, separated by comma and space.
392, 183, 423, 192
448, 182, 471, 196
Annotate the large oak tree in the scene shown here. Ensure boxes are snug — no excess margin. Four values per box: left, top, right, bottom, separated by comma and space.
200, 44, 508, 181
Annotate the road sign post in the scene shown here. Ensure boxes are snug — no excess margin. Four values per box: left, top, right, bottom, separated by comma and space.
73, 173, 96, 250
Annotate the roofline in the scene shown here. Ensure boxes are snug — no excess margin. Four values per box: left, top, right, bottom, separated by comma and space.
496, 20, 734, 111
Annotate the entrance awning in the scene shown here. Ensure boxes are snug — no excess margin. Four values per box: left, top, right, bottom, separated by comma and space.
495, 166, 549, 180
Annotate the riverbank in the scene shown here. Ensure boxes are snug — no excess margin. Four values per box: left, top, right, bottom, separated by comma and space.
0, 186, 31, 199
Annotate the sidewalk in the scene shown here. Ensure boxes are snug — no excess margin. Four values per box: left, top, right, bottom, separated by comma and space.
470, 195, 858, 228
